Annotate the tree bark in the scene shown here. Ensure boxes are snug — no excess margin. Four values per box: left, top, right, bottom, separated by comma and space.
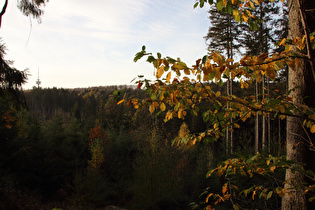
282, 0, 315, 209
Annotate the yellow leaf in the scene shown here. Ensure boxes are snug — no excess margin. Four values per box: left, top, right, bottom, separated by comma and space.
255, 73, 262, 82
233, 9, 240, 18
231, 0, 238, 5
252, 190, 256, 200
215, 91, 221, 97
279, 38, 286, 46
178, 109, 183, 119
160, 102, 166, 111
311, 124, 315, 133
117, 99, 124, 105
156, 65, 165, 79
149, 104, 155, 113
223, 0, 227, 7
166, 71, 171, 83
212, 52, 224, 66
253, 0, 260, 5
242, 13, 249, 22
204, 59, 213, 75
184, 68, 191, 75
215, 69, 221, 82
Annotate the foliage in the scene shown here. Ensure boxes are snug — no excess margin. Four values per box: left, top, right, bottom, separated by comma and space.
127, 0, 315, 209
202, 153, 302, 209
17, 0, 48, 21
129, 39, 315, 147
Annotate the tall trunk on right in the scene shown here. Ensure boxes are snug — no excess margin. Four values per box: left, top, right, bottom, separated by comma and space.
282, 0, 315, 209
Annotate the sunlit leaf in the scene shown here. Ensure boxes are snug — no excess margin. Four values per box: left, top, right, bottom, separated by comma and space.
160, 102, 166, 111
166, 71, 171, 83
156, 65, 165, 79
117, 99, 124, 105
149, 103, 155, 113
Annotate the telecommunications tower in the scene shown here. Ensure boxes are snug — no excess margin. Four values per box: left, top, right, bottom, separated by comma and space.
36, 67, 41, 88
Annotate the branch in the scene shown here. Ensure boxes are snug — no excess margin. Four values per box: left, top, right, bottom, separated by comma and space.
0, 0, 8, 29
298, 0, 315, 81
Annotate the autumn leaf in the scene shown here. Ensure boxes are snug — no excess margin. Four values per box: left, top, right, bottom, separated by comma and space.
117, 99, 124, 105
149, 103, 155, 113
231, 0, 238, 5
253, 0, 260, 5
166, 71, 171, 83
160, 102, 166, 111
156, 65, 165, 78
215, 91, 221, 97
223, 0, 227, 7
311, 124, 315, 133
137, 81, 142, 89
279, 38, 286, 46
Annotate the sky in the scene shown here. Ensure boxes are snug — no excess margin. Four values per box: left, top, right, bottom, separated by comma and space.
1, 0, 210, 89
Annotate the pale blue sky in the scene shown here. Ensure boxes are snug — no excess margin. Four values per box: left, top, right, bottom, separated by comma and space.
1, 0, 209, 89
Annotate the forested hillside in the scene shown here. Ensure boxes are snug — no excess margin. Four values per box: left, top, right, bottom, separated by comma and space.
0, 79, 287, 209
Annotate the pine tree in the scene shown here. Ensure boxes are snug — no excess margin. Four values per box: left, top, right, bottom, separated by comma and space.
205, 6, 243, 155
241, 0, 283, 153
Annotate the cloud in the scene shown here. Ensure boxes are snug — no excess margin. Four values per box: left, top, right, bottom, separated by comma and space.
1, 0, 210, 89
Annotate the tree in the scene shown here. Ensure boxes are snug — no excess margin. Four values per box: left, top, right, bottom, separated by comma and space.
282, 0, 315, 209
126, 0, 315, 209
205, 5, 243, 154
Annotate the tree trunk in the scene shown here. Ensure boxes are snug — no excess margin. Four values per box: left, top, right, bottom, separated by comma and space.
255, 80, 259, 153
262, 75, 266, 151
282, 0, 315, 209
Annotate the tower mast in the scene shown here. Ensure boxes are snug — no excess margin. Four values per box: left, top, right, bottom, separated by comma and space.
36, 67, 41, 88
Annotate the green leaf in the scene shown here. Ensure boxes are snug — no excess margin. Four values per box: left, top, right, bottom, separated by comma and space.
202, 55, 208, 64
219, 79, 224, 87
142, 45, 146, 51
166, 56, 177, 64
157, 52, 162, 59
146, 55, 156, 63
309, 196, 315, 202
151, 93, 157, 100
200, 0, 204, 8
193, 2, 199, 8
227, 3, 233, 14
134, 51, 144, 62
267, 191, 273, 200
233, 204, 240, 210
217, 0, 223, 11
164, 65, 170, 72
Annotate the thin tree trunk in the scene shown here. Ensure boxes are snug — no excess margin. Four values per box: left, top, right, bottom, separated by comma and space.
267, 77, 271, 153
226, 78, 230, 155
262, 75, 266, 151
230, 79, 233, 154
255, 80, 259, 153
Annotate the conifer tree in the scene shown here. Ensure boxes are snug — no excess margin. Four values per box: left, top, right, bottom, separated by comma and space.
205, 6, 243, 154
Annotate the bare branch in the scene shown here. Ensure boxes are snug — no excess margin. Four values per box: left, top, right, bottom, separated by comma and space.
0, 0, 8, 29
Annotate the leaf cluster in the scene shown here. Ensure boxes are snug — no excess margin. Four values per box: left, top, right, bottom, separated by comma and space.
127, 37, 315, 147
204, 153, 303, 209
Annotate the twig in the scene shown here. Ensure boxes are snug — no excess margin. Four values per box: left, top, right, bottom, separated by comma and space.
298, 0, 315, 81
